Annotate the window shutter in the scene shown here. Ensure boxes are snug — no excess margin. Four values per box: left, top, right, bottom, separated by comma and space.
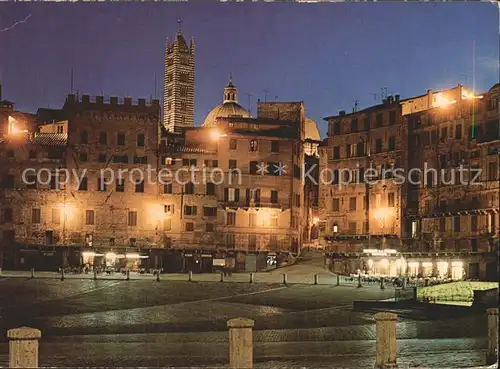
235, 189, 240, 202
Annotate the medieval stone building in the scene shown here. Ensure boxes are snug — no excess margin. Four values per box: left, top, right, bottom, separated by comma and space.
320, 84, 499, 281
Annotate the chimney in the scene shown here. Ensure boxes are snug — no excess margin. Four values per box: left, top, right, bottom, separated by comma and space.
0, 83, 2, 101
96, 96, 104, 104
124, 97, 132, 106
339, 110, 346, 116
82, 95, 90, 104
388, 95, 394, 104
395, 94, 400, 103
427, 89, 432, 108
138, 98, 146, 107
110, 96, 118, 105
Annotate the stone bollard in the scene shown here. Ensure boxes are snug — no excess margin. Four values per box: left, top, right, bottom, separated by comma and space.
249, 273, 254, 283
188, 270, 193, 282
357, 274, 362, 288
93, 269, 97, 280
282, 273, 287, 285
126, 270, 130, 281
30, 268, 35, 279
380, 277, 385, 290
220, 272, 225, 282
7, 327, 41, 368
486, 308, 499, 365
60, 269, 65, 281
374, 312, 397, 369
424, 278, 429, 287
314, 274, 319, 285
227, 318, 254, 369
336, 274, 340, 286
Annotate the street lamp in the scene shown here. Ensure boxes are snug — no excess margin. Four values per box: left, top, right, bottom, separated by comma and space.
373, 207, 391, 234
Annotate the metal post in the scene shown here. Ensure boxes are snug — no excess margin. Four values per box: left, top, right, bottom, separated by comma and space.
30, 268, 34, 279
380, 277, 385, 290
8, 327, 41, 368
487, 308, 499, 365
375, 312, 398, 368
249, 273, 254, 283
314, 274, 319, 285
357, 273, 362, 288
336, 274, 340, 286
60, 269, 64, 281
93, 269, 97, 280
188, 270, 193, 282
282, 273, 287, 285
126, 270, 130, 281
220, 272, 224, 282
227, 318, 254, 369
156, 271, 160, 282
402, 277, 407, 290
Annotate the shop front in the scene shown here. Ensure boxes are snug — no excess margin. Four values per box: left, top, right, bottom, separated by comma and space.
361, 249, 405, 277
82, 250, 149, 271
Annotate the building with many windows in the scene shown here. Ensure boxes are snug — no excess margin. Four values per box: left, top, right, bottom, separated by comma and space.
0, 77, 322, 273
321, 84, 499, 281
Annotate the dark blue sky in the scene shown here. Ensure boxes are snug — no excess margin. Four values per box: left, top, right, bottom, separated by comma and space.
0, 3, 498, 137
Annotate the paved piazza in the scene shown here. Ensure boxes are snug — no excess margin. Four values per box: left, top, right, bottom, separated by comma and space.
0, 256, 491, 368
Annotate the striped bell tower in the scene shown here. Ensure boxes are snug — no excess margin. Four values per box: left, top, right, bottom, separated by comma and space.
164, 19, 195, 133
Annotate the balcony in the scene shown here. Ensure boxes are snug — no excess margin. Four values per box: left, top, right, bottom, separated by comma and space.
418, 201, 498, 218
219, 200, 283, 210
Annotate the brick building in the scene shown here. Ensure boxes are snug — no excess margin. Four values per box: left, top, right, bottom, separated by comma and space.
321, 84, 499, 281
320, 94, 407, 251
0, 77, 321, 273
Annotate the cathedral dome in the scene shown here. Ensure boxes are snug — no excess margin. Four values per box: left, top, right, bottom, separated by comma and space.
202, 102, 250, 127
201, 75, 251, 127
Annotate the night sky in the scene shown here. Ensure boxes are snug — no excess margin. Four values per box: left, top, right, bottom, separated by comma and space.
0, 2, 498, 137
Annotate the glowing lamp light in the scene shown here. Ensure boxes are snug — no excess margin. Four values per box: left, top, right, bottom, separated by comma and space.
437, 261, 448, 275
7, 116, 28, 136
105, 252, 116, 260
379, 258, 389, 268
333, 224, 338, 233
126, 253, 140, 259
312, 217, 320, 225
433, 93, 457, 108
373, 208, 391, 221
451, 261, 463, 267
259, 211, 271, 225
462, 90, 484, 100
408, 262, 419, 268
82, 251, 96, 258
210, 129, 227, 141
422, 262, 433, 267
367, 259, 374, 267
58, 204, 75, 220
149, 205, 166, 222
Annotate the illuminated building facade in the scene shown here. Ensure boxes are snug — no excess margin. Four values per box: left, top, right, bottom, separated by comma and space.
0, 79, 321, 272
404, 83, 499, 280
321, 84, 499, 281
319, 95, 407, 251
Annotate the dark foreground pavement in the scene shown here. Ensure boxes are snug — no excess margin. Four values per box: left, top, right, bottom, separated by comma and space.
0, 275, 492, 368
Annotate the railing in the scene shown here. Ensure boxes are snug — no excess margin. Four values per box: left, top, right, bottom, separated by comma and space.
6, 309, 498, 368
